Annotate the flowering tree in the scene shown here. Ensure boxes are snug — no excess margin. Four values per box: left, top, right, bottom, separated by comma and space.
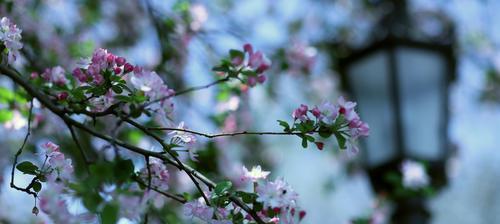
0, 11, 369, 224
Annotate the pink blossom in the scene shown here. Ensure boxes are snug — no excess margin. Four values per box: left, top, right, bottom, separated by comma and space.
41, 141, 60, 155
256, 178, 298, 209
139, 159, 170, 190
292, 104, 309, 121
241, 165, 271, 182
337, 96, 358, 121
0, 17, 22, 64
183, 199, 214, 221
88, 90, 114, 112
72, 68, 87, 82
41, 66, 68, 86
316, 101, 338, 124
129, 67, 163, 93
248, 51, 272, 74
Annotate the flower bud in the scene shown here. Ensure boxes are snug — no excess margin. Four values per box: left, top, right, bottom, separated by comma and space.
257, 74, 266, 84
124, 63, 134, 73
114, 67, 122, 75
106, 53, 116, 64
115, 57, 126, 66
247, 76, 257, 87
32, 206, 39, 216
56, 92, 68, 101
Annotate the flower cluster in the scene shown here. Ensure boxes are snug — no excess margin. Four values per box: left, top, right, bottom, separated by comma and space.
73, 48, 134, 85
183, 165, 306, 224
41, 66, 68, 87
41, 141, 74, 182
139, 159, 170, 190
282, 96, 369, 153
401, 160, 430, 190
0, 17, 22, 64
29, 48, 176, 122
285, 41, 317, 74
169, 121, 198, 160
213, 43, 271, 88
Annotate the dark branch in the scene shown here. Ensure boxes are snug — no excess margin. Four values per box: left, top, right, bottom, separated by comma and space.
10, 99, 37, 197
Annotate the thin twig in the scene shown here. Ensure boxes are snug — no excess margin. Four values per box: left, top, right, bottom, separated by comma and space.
132, 176, 186, 203
10, 99, 37, 197
121, 116, 212, 206
147, 127, 310, 138
145, 156, 152, 190
65, 122, 91, 172
173, 77, 231, 96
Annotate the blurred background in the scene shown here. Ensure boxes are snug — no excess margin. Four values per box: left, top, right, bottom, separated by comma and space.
1, 0, 500, 223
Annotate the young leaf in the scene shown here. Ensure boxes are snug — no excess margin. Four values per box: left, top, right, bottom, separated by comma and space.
0, 109, 14, 123
16, 161, 39, 175
335, 133, 347, 149
277, 120, 290, 132
301, 137, 308, 148
214, 181, 233, 196
101, 203, 119, 224
32, 181, 42, 192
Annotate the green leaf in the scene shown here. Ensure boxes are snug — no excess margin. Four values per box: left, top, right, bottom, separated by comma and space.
335, 133, 347, 149
111, 85, 123, 94
277, 120, 291, 132
101, 203, 119, 224
16, 161, 38, 175
114, 159, 134, 182
212, 65, 230, 73
114, 95, 133, 102
241, 70, 256, 77
32, 181, 42, 192
229, 49, 244, 60
301, 137, 308, 148
0, 87, 15, 103
0, 109, 13, 123
236, 191, 257, 204
305, 135, 315, 142
214, 181, 233, 196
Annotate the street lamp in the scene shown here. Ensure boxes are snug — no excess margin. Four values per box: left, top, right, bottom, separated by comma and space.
335, 1, 456, 223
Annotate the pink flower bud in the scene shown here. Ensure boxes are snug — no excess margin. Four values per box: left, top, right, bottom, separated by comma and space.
299, 211, 306, 220
72, 68, 87, 82
311, 107, 321, 118
257, 74, 266, 84
114, 67, 122, 75
93, 74, 104, 85
124, 63, 134, 73
115, 57, 126, 66
314, 142, 324, 150
30, 72, 39, 79
243, 43, 253, 54
106, 53, 116, 64
247, 76, 257, 87
56, 92, 68, 101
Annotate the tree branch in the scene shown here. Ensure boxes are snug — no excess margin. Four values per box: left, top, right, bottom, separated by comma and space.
0, 65, 265, 223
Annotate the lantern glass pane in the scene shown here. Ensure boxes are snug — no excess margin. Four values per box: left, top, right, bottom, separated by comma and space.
396, 47, 446, 160
348, 50, 398, 167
